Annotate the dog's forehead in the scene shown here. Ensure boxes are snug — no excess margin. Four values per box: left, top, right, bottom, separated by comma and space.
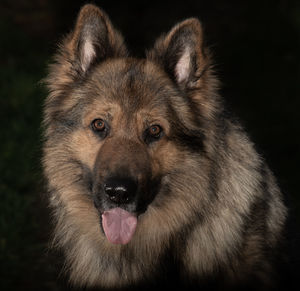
86, 59, 177, 109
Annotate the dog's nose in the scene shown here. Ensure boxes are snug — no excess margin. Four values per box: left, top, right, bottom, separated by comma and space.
104, 177, 137, 204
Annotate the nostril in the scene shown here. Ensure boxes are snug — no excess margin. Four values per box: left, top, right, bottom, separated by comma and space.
104, 185, 115, 196
104, 177, 137, 204
115, 186, 127, 196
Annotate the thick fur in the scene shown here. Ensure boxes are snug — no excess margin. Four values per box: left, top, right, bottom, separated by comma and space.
43, 4, 288, 290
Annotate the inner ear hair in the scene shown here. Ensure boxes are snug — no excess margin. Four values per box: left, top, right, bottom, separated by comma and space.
175, 45, 192, 84
68, 4, 127, 74
147, 18, 208, 88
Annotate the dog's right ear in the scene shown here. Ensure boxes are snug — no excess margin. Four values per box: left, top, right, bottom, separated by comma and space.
63, 4, 127, 74
45, 4, 127, 120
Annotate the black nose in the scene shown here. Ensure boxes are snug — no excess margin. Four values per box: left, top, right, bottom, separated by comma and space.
104, 177, 137, 204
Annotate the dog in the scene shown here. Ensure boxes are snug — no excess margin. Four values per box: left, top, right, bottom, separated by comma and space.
43, 4, 288, 290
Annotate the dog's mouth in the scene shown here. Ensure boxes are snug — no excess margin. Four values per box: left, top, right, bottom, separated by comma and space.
95, 176, 162, 245
101, 207, 138, 245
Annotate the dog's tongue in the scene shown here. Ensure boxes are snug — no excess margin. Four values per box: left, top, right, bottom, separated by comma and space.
102, 208, 137, 244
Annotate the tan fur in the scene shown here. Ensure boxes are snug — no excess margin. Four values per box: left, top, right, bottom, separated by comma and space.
43, 4, 287, 290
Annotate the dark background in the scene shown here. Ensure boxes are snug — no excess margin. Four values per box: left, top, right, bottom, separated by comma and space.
0, 0, 299, 290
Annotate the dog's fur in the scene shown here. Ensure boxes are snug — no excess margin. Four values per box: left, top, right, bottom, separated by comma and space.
43, 4, 288, 290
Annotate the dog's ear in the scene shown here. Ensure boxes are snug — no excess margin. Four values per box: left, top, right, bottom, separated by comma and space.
45, 4, 128, 118
148, 19, 211, 90
65, 4, 127, 73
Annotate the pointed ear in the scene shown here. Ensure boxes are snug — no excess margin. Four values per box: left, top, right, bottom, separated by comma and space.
147, 18, 210, 89
65, 4, 127, 73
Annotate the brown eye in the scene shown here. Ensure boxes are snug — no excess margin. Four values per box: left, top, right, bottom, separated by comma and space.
144, 124, 163, 144
149, 125, 163, 137
92, 119, 106, 131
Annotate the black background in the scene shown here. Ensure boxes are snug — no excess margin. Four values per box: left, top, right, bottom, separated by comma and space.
0, 0, 299, 290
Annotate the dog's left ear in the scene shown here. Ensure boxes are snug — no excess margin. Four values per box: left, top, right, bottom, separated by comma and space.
148, 19, 210, 89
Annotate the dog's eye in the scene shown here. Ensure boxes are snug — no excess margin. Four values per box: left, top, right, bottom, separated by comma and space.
144, 125, 163, 144
149, 125, 162, 137
91, 119, 106, 132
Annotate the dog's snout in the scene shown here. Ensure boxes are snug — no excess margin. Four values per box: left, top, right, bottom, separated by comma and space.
104, 177, 137, 204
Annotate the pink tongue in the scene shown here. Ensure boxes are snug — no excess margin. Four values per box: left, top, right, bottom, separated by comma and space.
102, 208, 137, 244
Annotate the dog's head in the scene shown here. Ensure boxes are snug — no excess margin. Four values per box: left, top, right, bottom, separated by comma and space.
44, 4, 218, 245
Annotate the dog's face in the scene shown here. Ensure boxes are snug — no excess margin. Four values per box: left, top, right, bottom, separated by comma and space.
45, 4, 215, 245
69, 58, 205, 244
75, 60, 181, 243
84, 61, 174, 208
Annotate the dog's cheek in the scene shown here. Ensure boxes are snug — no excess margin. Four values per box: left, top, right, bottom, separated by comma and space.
70, 129, 102, 170
150, 140, 184, 176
